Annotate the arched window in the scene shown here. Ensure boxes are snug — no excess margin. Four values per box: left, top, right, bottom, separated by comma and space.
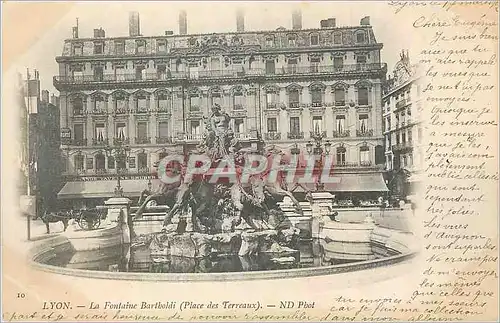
113, 91, 128, 114
336, 146, 346, 165
356, 31, 366, 43
93, 94, 106, 113
360, 145, 370, 165
157, 91, 171, 113
95, 153, 106, 172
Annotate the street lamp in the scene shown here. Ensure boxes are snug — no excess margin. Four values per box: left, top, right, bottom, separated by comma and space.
105, 140, 131, 197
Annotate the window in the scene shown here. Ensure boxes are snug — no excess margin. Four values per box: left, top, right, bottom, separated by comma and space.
158, 121, 169, 139
408, 129, 413, 142
356, 32, 366, 43
334, 88, 345, 105
265, 60, 275, 74
115, 41, 125, 55
266, 92, 277, 109
312, 116, 323, 134
190, 94, 200, 111
289, 89, 300, 108
290, 117, 300, 134
94, 96, 106, 112
157, 93, 171, 113
107, 156, 115, 169
114, 95, 127, 114
402, 132, 406, 143
136, 66, 145, 80
266, 36, 274, 47
157, 64, 167, 80
115, 66, 126, 81
336, 115, 345, 133
358, 87, 369, 105
267, 118, 277, 132
137, 94, 148, 112
233, 92, 244, 110
116, 122, 127, 140
136, 40, 145, 54
310, 57, 320, 73
234, 118, 244, 134
94, 42, 104, 54
137, 122, 148, 139
287, 58, 298, 74
310, 34, 319, 46
86, 157, 94, 170
72, 97, 84, 116
95, 123, 105, 142
138, 153, 148, 170
288, 35, 296, 46
116, 154, 126, 169
336, 147, 346, 165
333, 57, 344, 70
333, 32, 342, 45
74, 155, 84, 170
94, 66, 103, 81
72, 67, 84, 82
73, 44, 83, 56
157, 40, 167, 53
190, 120, 201, 135
359, 114, 369, 133
95, 154, 105, 171
309, 87, 322, 106
74, 124, 84, 142
356, 55, 367, 64
360, 146, 370, 165
211, 92, 222, 107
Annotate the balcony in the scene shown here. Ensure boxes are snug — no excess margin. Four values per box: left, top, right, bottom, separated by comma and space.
138, 167, 150, 174
266, 103, 278, 110
90, 109, 107, 116
275, 63, 386, 76
289, 102, 301, 109
265, 132, 281, 141
332, 130, 350, 138
198, 69, 244, 79
95, 168, 108, 174
113, 107, 129, 115
185, 133, 202, 141
135, 137, 151, 144
310, 131, 327, 138
92, 138, 109, 146
335, 100, 346, 106
69, 138, 87, 146
156, 136, 174, 144
113, 137, 130, 145
356, 129, 374, 137
287, 132, 304, 140
54, 72, 189, 86
392, 142, 413, 152
311, 102, 323, 108
395, 98, 408, 110
132, 107, 149, 115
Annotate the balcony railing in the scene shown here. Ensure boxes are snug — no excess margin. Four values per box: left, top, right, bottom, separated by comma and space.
392, 142, 413, 151
356, 129, 374, 137
113, 137, 130, 145
287, 132, 304, 140
92, 138, 109, 146
396, 98, 408, 110
135, 137, 151, 144
70, 139, 87, 146
156, 136, 174, 144
90, 109, 107, 115
233, 133, 255, 140
289, 102, 301, 109
311, 102, 323, 108
53, 64, 386, 86
265, 132, 281, 141
310, 131, 327, 138
335, 100, 346, 106
266, 103, 278, 110
185, 133, 202, 141
332, 130, 350, 138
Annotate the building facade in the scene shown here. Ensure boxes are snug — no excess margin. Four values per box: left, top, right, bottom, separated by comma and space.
54, 11, 388, 205
382, 51, 423, 197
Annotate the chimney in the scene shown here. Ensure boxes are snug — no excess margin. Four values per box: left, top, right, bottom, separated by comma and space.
41, 90, 49, 103
179, 10, 187, 35
328, 18, 336, 27
93, 28, 105, 38
360, 16, 370, 25
292, 9, 302, 30
72, 18, 79, 38
129, 12, 140, 36
165, 30, 174, 36
236, 9, 245, 32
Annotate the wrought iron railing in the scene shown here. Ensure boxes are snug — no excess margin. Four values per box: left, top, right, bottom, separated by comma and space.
332, 130, 350, 138
356, 129, 374, 137
92, 138, 109, 146
265, 132, 281, 141
287, 132, 304, 139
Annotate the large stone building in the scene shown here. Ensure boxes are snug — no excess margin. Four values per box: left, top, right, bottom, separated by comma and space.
382, 51, 423, 197
55, 11, 388, 206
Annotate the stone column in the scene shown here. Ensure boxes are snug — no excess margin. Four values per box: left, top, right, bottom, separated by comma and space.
104, 197, 132, 244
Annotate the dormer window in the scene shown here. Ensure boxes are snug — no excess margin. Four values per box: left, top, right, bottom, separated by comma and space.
136, 40, 145, 54
356, 31, 366, 43
94, 41, 104, 55
333, 32, 342, 45
157, 40, 167, 53
115, 41, 125, 55
265, 36, 274, 47
310, 33, 319, 46
72, 43, 83, 56
288, 35, 297, 46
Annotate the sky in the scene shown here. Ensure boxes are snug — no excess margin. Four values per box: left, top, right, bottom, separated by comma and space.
9, 1, 421, 95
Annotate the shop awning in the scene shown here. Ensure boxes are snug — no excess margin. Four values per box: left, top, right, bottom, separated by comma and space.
290, 173, 388, 193
57, 179, 163, 199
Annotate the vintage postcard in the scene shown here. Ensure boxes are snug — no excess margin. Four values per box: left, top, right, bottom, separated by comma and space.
1, 1, 498, 322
